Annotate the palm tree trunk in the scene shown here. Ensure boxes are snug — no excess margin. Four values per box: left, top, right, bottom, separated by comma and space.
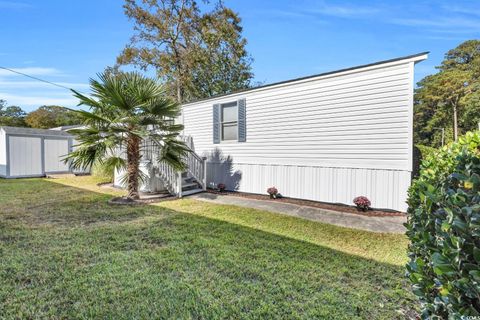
126, 134, 141, 199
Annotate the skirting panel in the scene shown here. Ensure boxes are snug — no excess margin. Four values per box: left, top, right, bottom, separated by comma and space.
114, 162, 166, 193
207, 162, 411, 212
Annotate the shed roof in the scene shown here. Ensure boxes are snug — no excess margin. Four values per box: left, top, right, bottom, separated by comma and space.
0, 126, 73, 137
49, 125, 83, 131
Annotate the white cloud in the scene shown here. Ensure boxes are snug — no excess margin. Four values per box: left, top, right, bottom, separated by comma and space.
0, 81, 89, 90
0, 67, 62, 77
281, 1, 480, 35
308, 3, 380, 17
391, 16, 480, 29
275, 2, 380, 20
0, 65, 89, 109
442, 4, 480, 17
0, 92, 80, 108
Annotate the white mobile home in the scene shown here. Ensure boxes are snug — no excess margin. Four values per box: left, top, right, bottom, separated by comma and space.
0, 126, 83, 178
116, 52, 428, 211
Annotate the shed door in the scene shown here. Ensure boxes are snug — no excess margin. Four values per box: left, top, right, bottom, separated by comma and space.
8, 136, 42, 177
44, 139, 70, 173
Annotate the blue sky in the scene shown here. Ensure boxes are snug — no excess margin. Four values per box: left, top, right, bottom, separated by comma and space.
0, 0, 479, 111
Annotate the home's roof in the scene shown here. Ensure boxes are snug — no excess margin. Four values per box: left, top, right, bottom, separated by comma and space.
183, 51, 429, 105
0, 126, 73, 137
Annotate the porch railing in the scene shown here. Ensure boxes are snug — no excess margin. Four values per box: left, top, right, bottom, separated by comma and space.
156, 160, 182, 196
141, 135, 206, 197
184, 149, 207, 191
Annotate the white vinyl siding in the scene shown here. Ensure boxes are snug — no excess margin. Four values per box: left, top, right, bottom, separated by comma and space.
8, 136, 43, 177
44, 139, 70, 173
0, 129, 6, 176
184, 63, 413, 170
181, 55, 426, 211
0, 127, 86, 178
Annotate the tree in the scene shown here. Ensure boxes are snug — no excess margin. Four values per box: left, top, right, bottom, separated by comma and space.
416, 69, 472, 141
25, 105, 83, 129
116, 0, 253, 103
66, 71, 189, 200
414, 40, 480, 146
189, 6, 253, 98
0, 100, 27, 127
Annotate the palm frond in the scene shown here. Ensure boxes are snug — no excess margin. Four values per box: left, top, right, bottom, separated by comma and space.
65, 145, 105, 170
68, 70, 188, 196
72, 110, 113, 127
145, 95, 181, 118
71, 89, 104, 109
157, 138, 190, 171
116, 167, 149, 188
101, 156, 127, 174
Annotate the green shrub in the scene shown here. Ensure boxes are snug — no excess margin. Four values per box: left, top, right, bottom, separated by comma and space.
406, 131, 480, 318
413, 144, 439, 178
416, 144, 439, 160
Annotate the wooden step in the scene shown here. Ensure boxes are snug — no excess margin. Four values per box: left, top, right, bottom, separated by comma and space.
182, 182, 199, 189
183, 176, 197, 183
181, 188, 204, 197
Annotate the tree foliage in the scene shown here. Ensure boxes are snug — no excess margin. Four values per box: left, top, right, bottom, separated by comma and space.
25, 105, 83, 129
116, 0, 253, 102
406, 131, 480, 318
66, 71, 189, 199
415, 40, 480, 147
0, 100, 27, 127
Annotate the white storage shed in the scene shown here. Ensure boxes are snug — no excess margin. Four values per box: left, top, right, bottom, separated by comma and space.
0, 126, 78, 178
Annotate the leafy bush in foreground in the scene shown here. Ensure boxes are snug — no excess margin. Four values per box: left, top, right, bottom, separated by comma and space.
406, 131, 480, 318
413, 144, 439, 178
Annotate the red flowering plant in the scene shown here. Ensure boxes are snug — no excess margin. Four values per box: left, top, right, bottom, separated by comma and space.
217, 183, 226, 192
267, 187, 278, 199
353, 196, 371, 212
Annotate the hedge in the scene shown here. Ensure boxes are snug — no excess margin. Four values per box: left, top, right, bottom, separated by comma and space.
406, 131, 480, 318
413, 144, 439, 178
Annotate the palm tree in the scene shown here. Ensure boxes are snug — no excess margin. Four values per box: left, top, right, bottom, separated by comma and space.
66, 71, 189, 199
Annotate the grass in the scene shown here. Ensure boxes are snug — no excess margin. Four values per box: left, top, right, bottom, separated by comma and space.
0, 176, 417, 319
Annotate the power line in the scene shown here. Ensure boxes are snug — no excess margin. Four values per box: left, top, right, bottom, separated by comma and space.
0, 66, 87, 93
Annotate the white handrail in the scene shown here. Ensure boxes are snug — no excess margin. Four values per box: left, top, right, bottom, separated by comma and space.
178, 135, 206, 190
183, 150, 206, 190
145, 135, 207, 197
156, 160, 180, 196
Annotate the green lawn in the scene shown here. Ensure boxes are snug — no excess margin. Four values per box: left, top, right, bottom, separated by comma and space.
0, 176, 417, 319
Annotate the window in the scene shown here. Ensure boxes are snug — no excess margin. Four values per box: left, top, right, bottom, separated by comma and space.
220, 101, 238, 141
213, 98, 245, 144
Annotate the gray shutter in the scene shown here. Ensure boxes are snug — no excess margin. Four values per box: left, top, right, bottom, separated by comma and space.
213, 104, 220, 144
238, 98, 246, 142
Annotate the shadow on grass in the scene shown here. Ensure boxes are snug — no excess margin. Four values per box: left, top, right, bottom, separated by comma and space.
0, 178, 417, 319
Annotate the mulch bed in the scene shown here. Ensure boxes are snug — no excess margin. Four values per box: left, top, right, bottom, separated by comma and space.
206, 189, 406, 217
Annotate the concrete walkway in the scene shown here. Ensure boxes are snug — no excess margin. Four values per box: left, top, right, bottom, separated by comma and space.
190, 193, 407, 234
